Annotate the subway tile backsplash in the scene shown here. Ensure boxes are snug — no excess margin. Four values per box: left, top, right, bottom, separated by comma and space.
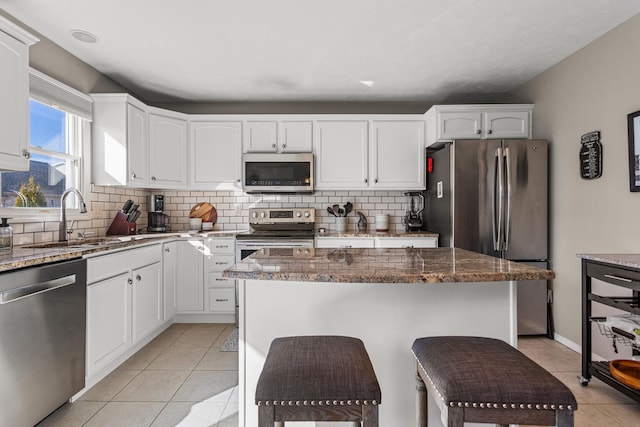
11, 185, 416, 243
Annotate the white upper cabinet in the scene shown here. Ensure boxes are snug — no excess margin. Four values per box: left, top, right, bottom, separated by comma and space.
370, 120, 425, 190
315, 120, 369, 190
92, 94, 149, 187
0, 17, 38, 171
243, 119, 312, 153
189, 120, 242, 189
315, 117, 426, 191
148, 108, 188, 188
425, 105, 532, 146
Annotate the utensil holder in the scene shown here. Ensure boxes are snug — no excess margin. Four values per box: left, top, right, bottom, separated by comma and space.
335, 217, 347, 234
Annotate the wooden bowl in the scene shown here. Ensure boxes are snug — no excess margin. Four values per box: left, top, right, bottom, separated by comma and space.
610, 359, 640, 389
190, 202, 217, 224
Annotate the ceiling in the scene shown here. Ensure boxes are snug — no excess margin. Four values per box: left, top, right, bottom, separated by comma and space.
2, 0, 640, 104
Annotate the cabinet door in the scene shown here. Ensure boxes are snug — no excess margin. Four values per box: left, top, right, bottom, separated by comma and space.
315, 121, 369, 189
371, 121, 425, 190
149, 112, 188, 188
280, 121, 312, 152
176, 239, 204, 312
244, 121, 278, 152
0, 31, 29, 171
162, 242, 177, 320
484, 111, 530, 139
127, 103, 148, 186
437, 111, 482, 140
132, 262, 163, 343
86, 272, 131, 376
189, 121, 242, 189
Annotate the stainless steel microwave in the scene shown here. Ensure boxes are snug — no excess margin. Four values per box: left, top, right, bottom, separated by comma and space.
242, 153, 314, 194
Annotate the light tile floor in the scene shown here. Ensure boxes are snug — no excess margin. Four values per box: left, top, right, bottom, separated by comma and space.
35, 328, 640, 427
37, 323, 238, 427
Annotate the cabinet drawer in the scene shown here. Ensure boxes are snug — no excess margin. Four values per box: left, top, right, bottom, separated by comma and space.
315, 237, 375, 248
587, 262, 640, 291
87, 244, 161, 284
206, 238, 235, 254
208, 272, 236, 287
208, 287, 235, 312
375, 237, 438, 248
206, 255, 236, 271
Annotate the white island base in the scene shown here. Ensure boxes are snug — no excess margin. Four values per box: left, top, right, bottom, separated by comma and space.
238, 279, 518, 427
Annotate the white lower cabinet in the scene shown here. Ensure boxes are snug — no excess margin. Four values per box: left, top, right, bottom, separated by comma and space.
174, 237, 236, 317
162, 241, 177, 319
86, 272, 131, 377
86, 244, 163, 378
175, 239, 205, 312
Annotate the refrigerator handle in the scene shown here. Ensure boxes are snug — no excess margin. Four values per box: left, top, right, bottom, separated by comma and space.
493, 147, 504, 251
504, 147, 512, 251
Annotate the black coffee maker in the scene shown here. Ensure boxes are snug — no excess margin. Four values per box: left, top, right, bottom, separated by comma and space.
148, 194, 169, 232
403, 192, 424, 232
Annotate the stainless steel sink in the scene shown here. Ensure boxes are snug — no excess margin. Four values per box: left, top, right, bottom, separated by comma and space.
23, 238, 122, 250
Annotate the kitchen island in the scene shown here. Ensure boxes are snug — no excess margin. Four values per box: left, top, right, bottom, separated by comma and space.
224, 247, 554, 427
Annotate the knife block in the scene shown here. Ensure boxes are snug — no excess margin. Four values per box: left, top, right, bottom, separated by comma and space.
106, 212, 137, 235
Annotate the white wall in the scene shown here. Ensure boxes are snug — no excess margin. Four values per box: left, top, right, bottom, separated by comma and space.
511, 13, 640, 349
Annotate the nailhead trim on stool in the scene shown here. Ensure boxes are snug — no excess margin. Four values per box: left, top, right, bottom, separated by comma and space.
256, 336, 381, 426
412, 336, 577, 427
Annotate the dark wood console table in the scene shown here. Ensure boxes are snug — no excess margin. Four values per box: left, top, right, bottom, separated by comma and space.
579, 254, 640, 401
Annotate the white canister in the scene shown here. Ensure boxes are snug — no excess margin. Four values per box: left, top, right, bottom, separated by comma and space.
335, 217, 347, 234
375, 214, 389, 232
189, 217, 202, 230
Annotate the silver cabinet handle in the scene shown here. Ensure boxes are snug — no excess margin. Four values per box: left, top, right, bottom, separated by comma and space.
151, 176, 157, 181
374, 178, 378, 183
271, 143, 276, 148
215, 261, 228, 265
476, 129, 481, 134
22, 149, 30, 159
215, 298, 229, 302
604, 274, 633, 283
136, 274, 142, 281
364, 178, 368, 183
487, 129, 493, 134
131, 173, 137, 179
127, 277, 133, 285
165, 248, 170, 252
282, 143, 287, 149
215, 245, 229, 249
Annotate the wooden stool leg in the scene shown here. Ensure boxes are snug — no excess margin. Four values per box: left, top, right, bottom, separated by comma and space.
415, 372, 427, 427
362, 405, 379, 427
446, 406, 464, 427
258, 405, 275, 427
557, 409, 574, 427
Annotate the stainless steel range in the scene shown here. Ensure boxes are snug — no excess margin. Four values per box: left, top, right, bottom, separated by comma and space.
236, 208, 315, 261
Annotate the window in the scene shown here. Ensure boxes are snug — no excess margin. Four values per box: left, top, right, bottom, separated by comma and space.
0, 69, 92, 218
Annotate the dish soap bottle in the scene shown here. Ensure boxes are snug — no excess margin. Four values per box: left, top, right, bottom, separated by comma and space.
0, 218, 13, 253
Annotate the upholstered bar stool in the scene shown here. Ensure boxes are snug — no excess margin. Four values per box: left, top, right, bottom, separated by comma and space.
412, 336, 577, 427
255, 336, 381, 427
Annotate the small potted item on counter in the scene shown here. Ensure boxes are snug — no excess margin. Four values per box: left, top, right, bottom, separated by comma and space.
0, 218, 12, 253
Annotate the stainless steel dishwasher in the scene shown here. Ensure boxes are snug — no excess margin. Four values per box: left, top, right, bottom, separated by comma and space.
0, 258, 87, 427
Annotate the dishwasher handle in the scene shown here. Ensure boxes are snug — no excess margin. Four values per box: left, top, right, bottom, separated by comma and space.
1, 274, 77, 304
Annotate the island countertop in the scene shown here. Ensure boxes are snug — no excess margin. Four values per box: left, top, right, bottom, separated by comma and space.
224, 247, 554, 283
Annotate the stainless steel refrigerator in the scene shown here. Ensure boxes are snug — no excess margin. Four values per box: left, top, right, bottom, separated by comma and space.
424, 139, 549, 335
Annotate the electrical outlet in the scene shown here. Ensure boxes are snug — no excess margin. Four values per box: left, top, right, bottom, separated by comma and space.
437, 181, 443, 199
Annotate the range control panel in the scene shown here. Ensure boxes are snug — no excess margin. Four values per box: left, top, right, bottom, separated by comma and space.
249, 208, 315, 225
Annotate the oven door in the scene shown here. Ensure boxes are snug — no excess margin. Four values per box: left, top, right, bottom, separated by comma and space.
236, 239, 314, 261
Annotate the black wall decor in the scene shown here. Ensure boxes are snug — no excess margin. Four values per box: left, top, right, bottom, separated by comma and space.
628, 111, 640, 191
580, 131, 602, 180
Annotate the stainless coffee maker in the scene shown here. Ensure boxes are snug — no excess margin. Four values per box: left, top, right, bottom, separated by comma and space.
148, 194, 169, 232
403, 191, 424, 232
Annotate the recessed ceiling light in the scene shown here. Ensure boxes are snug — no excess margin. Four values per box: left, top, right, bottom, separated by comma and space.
69, 29, 99, 44
360, 80, 375, 87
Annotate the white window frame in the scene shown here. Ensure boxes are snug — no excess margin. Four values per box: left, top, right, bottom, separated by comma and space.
0, 70, 92, 221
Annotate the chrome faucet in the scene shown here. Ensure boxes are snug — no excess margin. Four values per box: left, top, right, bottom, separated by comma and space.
59, 188, 87, 241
